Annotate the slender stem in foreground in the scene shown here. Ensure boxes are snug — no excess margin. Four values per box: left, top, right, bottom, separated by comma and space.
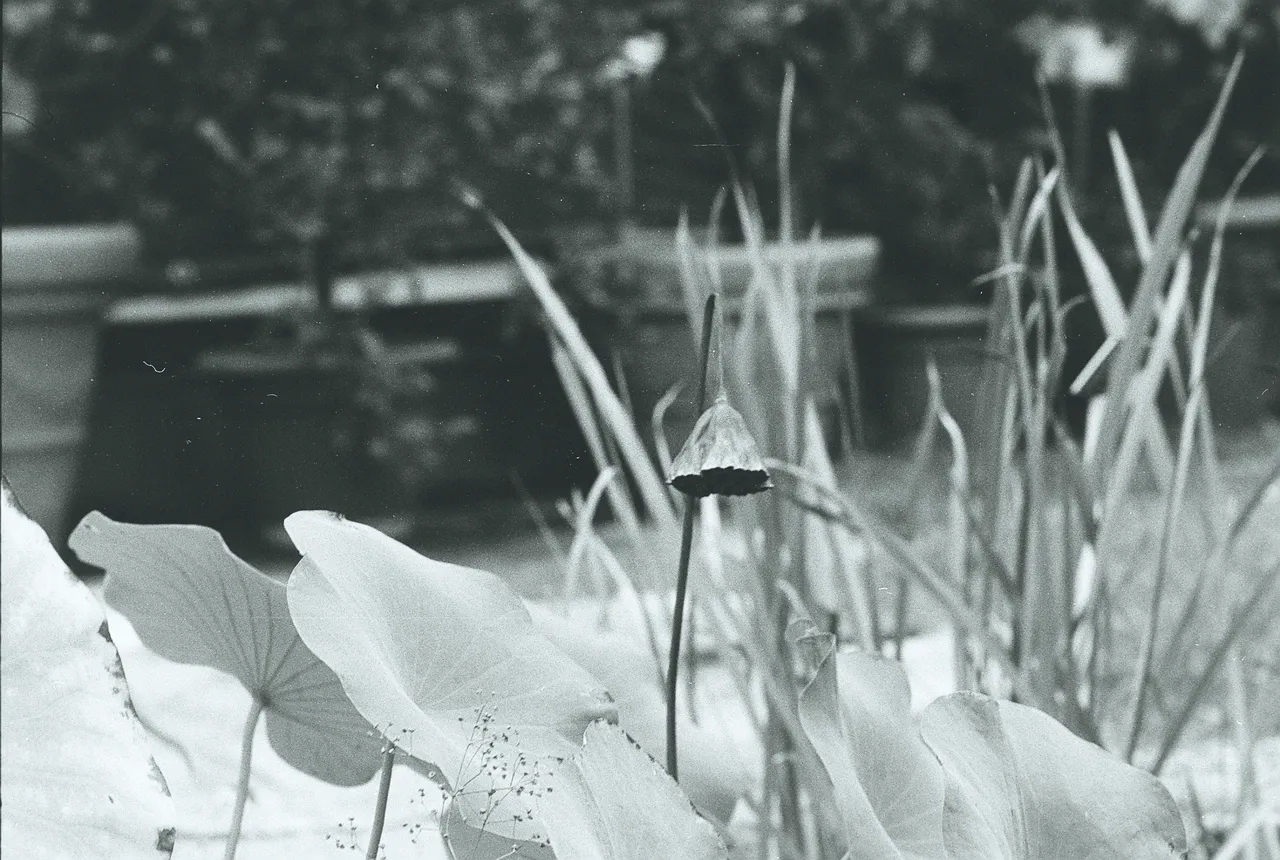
365, 746, 396, 860
224, 696, 265, 860
667, 503, 697, 780
666, 293, 718, 780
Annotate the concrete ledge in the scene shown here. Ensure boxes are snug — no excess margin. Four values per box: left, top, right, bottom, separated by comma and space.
107, 259, 524, 325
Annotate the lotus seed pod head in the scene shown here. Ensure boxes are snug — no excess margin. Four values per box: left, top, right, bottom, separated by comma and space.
668, 394, 772, 498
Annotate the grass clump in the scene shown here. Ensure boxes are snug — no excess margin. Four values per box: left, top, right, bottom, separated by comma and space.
493, 56, 1277, 859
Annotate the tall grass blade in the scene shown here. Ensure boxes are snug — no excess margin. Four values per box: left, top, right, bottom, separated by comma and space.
586, 531, 668, 685
1158, 452, 1278, 707
1058, 178, 1174, 479
1101, 248, 1191, 523
510, 471, 568, 567
652, 382, 684, 481
676, 210, 707, 347
490, 215, 677, 528
1123, 331, 1200, 761
767, 459, 1018, 680
1227, 454, 1280, 548
1108, 131, 1154, 261
1091, 52, 1242, 482
1070, 336, 1119, 396
1057, 180, 1126, 337
562, 467, 620, 604
799, 407, 875, 648
1019, 167, 1061, 266
1191, 149, 1266, 381
549, 334, 643, 540
1225, 645, 1261, 860
928, 360, 977, 687
778, 63, 796, 246
1007, 158, 1037, 251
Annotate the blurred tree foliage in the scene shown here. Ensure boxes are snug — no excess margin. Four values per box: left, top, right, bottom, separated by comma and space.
5, 0, 1276, 286
5, 0, 633, 266
627, 0, 1039, 290
628, 0, 1278, 296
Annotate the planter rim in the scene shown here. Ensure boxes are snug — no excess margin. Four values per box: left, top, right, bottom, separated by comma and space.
107, 257, 525, 325
1, 221, 137, 238
860, 302, 991, 329
589, 233, 882, 311
597, 232, 881, 267
2, 222, 142, 292
1194, 194, 1280, 232
592, 290, 873, 318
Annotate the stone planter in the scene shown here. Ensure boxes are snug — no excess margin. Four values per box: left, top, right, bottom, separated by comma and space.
1, 223, 141, 544
583, 229, 880, 450
854, 303, 992, 450
73, 257, 589, 551
1195, 194, 1280, 426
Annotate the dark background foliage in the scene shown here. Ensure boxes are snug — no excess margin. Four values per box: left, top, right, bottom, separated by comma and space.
628, 0, 1277, 298
629, 0, 1037, 279
5, 0, 633, 267
5, 0, 1277, 290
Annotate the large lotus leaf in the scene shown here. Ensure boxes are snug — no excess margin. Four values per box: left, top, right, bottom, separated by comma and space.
537, 720, 728, 860
1, 480, 175, 858
795, 634, 948, 860
68, 512, 383, 786
526, 603, 753, 824
919, 693, 1187, 860
282, 511, 616, 841
442, 797, 556, 860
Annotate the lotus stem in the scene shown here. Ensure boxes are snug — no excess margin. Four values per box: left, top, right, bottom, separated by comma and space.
666, 503, 697, 782
365, 745, 396, 860
224, 696, 265, 860
666, 294, 718, 780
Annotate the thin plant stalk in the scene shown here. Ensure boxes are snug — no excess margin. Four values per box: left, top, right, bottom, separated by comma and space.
929, 362, 972, 689
666, 294, 718, 780
1226, 649, 1261, 860
549, 335, 643, 542
561, 468, 618, 604
667, 498, 698, 782
510, 471, 568, 568
365, 746, 395, 860
652, 382, 684, 480
224, 696, 265, 860
685, 574, 701, 726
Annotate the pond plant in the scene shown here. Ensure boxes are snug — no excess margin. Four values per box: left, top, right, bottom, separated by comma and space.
2, 61, 1278, 860
0, 459, 1193, 860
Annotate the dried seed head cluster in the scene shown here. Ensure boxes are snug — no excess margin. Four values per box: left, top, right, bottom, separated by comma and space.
325, 817, 361, 853
668, 394, 772, 498
445, 700, 557, 850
